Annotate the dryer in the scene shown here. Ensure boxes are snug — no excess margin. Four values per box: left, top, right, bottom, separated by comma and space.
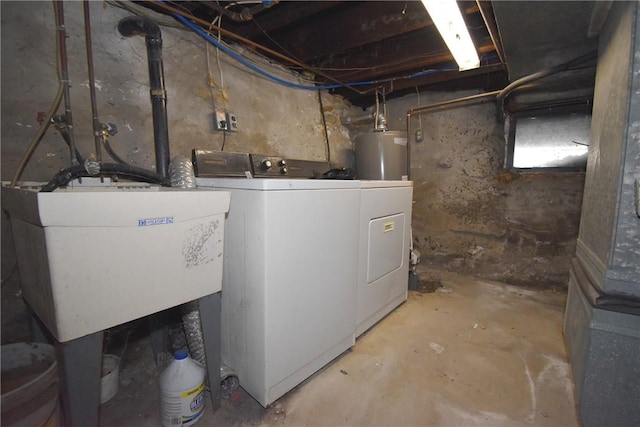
357, 180, 413, 337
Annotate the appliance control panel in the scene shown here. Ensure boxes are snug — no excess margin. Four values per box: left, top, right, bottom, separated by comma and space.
191, 149, 333, 178
192, 149, 252, 177
250, 155, 331, 178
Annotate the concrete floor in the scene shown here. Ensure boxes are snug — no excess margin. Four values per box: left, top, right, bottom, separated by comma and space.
99, 271, 579, 426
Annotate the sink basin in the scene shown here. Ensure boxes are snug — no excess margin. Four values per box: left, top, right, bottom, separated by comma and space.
2, 182, 230, 342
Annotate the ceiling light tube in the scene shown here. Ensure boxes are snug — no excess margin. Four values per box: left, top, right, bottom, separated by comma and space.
421, 0, 480, 71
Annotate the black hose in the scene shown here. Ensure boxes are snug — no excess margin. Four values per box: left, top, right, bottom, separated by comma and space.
57, 128, 84, 164
117, 16, 170, 178
40, 163, 170, 192
103, 140, 129, 165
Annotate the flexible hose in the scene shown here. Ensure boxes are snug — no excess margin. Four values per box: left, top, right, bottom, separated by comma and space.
40, 163, 170, 192
103, 140, 129, 165
10, 1, 64, 187
168, 155, 196, 189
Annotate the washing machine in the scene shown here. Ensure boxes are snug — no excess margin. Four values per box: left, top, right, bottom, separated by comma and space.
357, 180, 413, 337
196, 176, 360, 407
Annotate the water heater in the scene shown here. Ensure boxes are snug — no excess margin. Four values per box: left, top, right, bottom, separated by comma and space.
355, 130, 408, 180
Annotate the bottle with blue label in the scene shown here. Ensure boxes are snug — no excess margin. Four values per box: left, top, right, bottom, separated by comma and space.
160, 348, 206, 426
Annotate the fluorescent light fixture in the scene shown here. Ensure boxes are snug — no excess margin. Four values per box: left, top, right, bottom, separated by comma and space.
421, 0, 480, 71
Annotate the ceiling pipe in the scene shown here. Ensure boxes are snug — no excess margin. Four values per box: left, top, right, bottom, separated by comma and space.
151, 0, 367, 95
404, 51, 598, 178
496, 50, 597, 120
203, 1, 277, 22
118, 16, 171, 178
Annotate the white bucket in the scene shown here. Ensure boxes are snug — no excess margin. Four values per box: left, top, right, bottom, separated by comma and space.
100, 355, 120, 404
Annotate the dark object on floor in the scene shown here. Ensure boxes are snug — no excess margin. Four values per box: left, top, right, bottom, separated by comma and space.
413, 277, 442, 294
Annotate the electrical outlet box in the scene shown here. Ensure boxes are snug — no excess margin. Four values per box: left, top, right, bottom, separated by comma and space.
228, 113, 238, 131
214, 110, 238, 132
215, 109, 228, 131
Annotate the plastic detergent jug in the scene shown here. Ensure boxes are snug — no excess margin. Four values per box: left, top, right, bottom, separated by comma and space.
159, 348, 206, 426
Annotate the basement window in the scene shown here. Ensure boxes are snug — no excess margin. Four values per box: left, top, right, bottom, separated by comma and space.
506, 107, 591, 171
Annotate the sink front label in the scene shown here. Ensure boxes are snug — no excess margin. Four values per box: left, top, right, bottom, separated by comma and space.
138, 216, 174, 227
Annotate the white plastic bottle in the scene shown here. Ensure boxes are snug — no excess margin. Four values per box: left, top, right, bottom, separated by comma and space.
160, 348, 206, 427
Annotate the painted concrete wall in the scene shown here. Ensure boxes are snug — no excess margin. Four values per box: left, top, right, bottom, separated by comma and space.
0, 1, 353, 183
349, 92, 585, 287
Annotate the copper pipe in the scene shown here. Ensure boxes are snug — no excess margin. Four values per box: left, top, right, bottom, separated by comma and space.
57, 1, 79, 166
148, 1, 366, 95
406, 90, 502, 179
84, 1, 102, 162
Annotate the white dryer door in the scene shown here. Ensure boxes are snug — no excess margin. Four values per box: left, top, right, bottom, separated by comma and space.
367, 213, 406, 283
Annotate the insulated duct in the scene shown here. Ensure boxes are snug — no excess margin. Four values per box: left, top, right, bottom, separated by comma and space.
168, 156, 206, 367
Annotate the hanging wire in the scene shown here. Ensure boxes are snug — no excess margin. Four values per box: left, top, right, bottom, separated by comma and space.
382, 87, 387, 122
153, 0, 368, 94
205, 15, 228, 109
317, 90, 331, 162
156, 1, 478, 94
415, 86, 423, 129
374, 90, 380, 129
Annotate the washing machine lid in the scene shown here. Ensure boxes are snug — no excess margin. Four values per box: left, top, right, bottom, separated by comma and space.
360, 180, 413, 189
197, 177, 360, 190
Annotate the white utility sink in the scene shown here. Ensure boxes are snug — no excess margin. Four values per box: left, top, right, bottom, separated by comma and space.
2, 182, 230, 342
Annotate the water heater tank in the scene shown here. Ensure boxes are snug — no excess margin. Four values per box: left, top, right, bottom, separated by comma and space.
355, 131, 408, 180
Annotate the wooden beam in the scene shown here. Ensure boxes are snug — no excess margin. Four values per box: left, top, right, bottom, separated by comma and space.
476, 1, 506, 64
317, 34, 497, 83
251, 2, 481, 63
236, 1, 344, 40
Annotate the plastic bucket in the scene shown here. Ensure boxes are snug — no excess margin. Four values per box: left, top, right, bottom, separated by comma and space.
1, 342, 60, 427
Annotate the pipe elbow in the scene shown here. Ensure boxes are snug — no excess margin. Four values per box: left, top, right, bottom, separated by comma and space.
117, 16, 161, 40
